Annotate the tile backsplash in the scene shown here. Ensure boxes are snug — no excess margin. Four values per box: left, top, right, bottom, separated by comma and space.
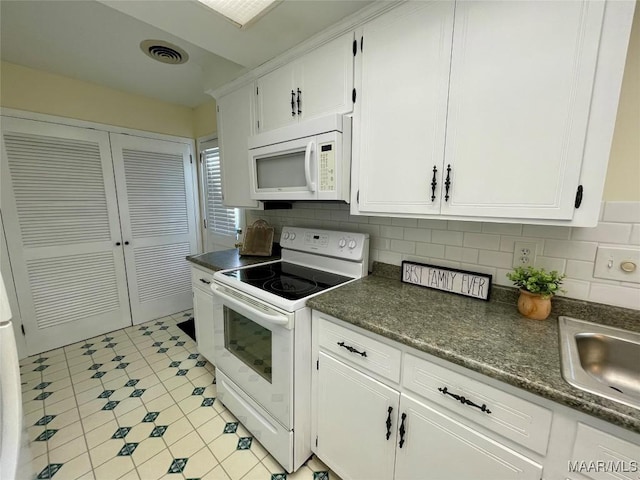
247, 201, 640, 310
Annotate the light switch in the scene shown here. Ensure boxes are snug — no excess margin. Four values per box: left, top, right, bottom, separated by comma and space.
593, 246, 640, 283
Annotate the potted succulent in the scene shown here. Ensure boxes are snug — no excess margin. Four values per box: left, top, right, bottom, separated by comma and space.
506, 266, 566, 320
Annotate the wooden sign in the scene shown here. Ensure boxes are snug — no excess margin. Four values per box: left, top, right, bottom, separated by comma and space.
401, 261, 492, 301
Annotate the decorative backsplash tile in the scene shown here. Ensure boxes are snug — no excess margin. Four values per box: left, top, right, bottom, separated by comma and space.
247, 201, 640, 310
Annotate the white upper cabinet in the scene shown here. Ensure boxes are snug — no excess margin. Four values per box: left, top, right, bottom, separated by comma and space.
255, 62, 297, 132
257, 32, 355, 132
352, 0, 635, 226
216, 83, 260, 208
441, 1, 604, 220
354, 1, 454, 215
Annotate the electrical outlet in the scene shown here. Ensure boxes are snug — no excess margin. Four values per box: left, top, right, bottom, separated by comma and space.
512, 242, 537, 268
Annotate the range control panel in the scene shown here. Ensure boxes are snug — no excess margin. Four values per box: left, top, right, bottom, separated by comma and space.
280, 227, 368, 261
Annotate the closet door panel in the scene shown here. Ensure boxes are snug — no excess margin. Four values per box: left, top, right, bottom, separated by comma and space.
110, 134, 197, 324
0, 117, 131, 354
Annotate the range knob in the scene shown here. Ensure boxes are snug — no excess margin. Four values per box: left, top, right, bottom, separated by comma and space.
282, 232, 290, 240
348, 240, 357, 249
290, 233, 296, 240
338, 238, 347, 248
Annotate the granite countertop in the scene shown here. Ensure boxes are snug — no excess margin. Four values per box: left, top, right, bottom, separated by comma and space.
307, 263, 640, 434
186, 244, 281, 271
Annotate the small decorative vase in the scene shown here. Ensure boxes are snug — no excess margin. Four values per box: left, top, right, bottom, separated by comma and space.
517, 289, 552, 320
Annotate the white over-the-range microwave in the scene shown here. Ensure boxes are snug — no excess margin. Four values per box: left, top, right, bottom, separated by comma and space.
248, 114, 351, 201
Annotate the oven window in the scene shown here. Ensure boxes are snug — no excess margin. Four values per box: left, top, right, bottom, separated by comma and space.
223, 307, 273, 383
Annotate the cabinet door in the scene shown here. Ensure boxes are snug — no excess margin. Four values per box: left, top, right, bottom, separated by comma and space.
441, 1, 604, 220
297, 33, 354, 122
355, 1, 454, 215
256, 62, 297, 132
394, 394, 542, 480
193, 286, 215, 364
570, 423, 640, 480
217, 84, 260, 208
316, 352, 399, 480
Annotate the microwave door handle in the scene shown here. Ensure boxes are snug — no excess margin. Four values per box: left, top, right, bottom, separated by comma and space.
304, 140, 316, 192
211, 286, 289, 326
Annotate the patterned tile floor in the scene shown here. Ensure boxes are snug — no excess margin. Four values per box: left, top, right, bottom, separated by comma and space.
19, 310, 339, 480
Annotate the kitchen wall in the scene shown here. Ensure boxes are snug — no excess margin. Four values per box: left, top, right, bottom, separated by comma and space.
0, 61, 195, 138
247, 201, 640, 310
603, 3, 640, 201
193, 98, 218, 138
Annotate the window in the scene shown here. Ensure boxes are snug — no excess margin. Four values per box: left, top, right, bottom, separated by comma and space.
200, 138, 240, 251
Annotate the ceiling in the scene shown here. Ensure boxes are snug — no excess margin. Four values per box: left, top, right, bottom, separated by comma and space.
0, 0, 373, 108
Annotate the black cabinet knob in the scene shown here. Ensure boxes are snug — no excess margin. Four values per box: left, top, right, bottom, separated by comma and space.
115, 242, 121, 246
124, 241, 130, 245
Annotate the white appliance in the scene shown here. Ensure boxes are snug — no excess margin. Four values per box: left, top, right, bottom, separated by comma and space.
0, 273, 25, 480
211, 227, 369, 472
248, 115, 352, 201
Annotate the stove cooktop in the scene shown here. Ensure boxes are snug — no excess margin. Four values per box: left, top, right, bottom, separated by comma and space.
222, 261, 353, 301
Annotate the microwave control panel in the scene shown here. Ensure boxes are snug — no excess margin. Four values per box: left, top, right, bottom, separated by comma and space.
318, 142, 336, 192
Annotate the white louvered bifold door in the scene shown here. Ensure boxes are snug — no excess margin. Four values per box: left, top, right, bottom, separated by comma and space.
110, 134, 197, 325
0, 118, 131, 355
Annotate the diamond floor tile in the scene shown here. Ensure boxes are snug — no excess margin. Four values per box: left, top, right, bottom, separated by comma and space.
19, 310, 343, 480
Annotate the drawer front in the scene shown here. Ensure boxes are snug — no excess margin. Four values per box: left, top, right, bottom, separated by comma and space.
571, 423, 640, 480
403, 353, 552, 455
191, 266, 214, 293
317, 317, 401, 383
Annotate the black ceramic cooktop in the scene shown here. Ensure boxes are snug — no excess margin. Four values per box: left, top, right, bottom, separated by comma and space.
223, 261, 353, 301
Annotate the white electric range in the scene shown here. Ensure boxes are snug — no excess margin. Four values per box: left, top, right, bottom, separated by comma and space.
211, 227, 369, 472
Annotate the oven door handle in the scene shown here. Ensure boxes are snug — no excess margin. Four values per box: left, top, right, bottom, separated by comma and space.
211, 286, 289, 326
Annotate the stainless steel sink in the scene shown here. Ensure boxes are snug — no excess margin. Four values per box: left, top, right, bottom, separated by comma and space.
558, 316, 640, 409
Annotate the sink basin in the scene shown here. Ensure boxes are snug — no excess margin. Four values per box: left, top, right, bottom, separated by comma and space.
558, 316, 640, 409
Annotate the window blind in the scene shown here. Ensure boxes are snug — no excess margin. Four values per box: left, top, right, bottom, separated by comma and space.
203, 145, 238, 237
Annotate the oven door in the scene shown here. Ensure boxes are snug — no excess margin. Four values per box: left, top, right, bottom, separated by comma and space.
212, 284, 294, 428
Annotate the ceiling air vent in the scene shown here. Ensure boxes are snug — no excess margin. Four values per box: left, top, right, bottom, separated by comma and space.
140, 40, 189, 65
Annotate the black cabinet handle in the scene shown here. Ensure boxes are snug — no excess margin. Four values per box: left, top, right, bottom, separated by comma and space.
124, 241, 130, 245
444, 164, 452, 202
337, 341, 367, 357
398, 413, 407, 448
438, 386, 492, 414
115, 242, 121, 246
199, 278, 211, 285
385, 406, 393, 440
431, 165, 438, 202
291, 90, 296, 116
575, 185, 583, 208
296, 88, 302, 115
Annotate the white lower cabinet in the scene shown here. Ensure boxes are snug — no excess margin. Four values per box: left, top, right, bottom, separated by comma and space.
312, 312, 543, 480
312, 313, 640, 480
315, 352, 398, 480
191, 265, 216, 364
394, 394, 542, 480
569, 423, 640, 480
